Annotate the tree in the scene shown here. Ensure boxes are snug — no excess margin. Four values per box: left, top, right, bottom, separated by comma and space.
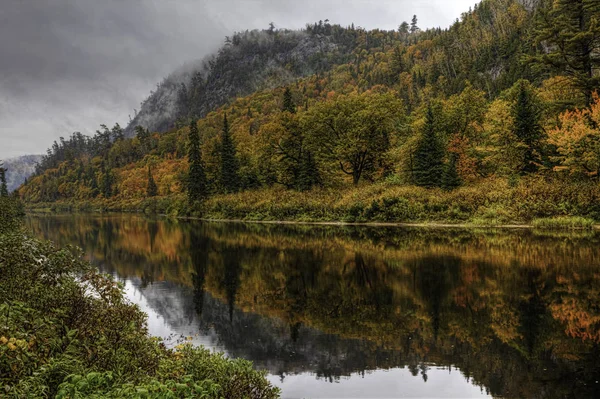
533, 0, 600, 106
220, 113, 240, 193
0, 162, 8, 197
414, 105, 444, 187
398, 22, 410, 35
548, 93, 600, 177
283, 87, 296, 114
147, 166, 158, 197
512, 80, 544, 174
303, 91, 402, 186
442, 152, 462, 190
101, 162, 113, 198
410, 15, 419, 34
187, 120, 208, 202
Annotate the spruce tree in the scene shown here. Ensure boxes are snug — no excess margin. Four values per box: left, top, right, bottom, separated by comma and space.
0, 162, 8, 197
147, 166, 158, 197
283, 87, 296, 114
533, 0, 600, 106
220, 113, 240, 193
442, 152, 461, 190
414, 105, 444, 188
297, 150, 320, 191
513, 80, 543, 174
187, 119, 207, 202
101, 162, 112, 198
410, 15, 419, 34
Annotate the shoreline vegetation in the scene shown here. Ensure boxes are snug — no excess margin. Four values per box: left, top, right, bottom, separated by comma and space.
0, 196, 280, 398
24, 178, 600, 230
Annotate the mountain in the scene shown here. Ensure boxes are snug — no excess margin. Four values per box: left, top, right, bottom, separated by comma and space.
125, 24, 359, 136
2, 155, 42, 192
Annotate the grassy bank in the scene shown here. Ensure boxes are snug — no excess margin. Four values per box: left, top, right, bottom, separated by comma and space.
25, 177, 600, 229
0, 196, 279, 398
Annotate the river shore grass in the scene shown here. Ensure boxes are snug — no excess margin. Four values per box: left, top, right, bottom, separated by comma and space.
23, 177, 600, 230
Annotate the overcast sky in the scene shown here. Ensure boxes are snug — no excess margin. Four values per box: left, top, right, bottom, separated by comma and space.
0, 0, 479, 160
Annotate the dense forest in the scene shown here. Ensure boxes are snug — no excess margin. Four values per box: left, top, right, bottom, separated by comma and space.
18, 0, 600, 224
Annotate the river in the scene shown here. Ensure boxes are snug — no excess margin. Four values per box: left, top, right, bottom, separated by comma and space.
26, 214, 600, 398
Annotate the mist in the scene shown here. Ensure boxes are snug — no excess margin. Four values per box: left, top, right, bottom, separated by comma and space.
0, 0, 479, 159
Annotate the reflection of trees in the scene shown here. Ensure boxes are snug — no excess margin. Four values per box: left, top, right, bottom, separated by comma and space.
25, 215, 600, 398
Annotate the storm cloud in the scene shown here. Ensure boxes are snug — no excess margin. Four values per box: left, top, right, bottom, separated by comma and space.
0, 0, 478, 159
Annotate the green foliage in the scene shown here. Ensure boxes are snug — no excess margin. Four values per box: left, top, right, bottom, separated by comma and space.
0, 200, 279, 398
532, 0, 600, 106
187, 120, 208, 202
219, 113, 240, 193
282, 87, 296, 114
532, 216, 595, 230
512, 80, 544, 173
147, 167, 158, 197
413, 105, 444, 187
0, 162, 8, 197
442, 152, 462, 190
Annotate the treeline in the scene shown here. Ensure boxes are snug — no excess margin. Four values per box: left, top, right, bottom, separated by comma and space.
19, 0, 600, 219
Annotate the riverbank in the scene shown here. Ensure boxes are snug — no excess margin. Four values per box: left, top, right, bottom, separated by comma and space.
23, 177, 600, 230
0, 196, 279, 398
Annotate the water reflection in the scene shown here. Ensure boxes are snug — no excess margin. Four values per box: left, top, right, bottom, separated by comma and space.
26, 214, 600, 398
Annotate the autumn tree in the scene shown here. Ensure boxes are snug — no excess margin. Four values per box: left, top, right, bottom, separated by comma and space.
187, 119, 208, 202
303, 91, 402, 186
533, 0, 600, 106
548, 93, 600, 177
147, 166, 158, 197
220, 113, 240, 193
414, 105, 444, 187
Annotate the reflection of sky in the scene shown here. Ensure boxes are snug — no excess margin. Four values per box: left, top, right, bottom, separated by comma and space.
268, 368, 490, 399
121, 277, 491, 399
123, 278, 226, 351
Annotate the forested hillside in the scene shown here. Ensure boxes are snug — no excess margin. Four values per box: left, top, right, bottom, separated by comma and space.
19, 0, 600, 224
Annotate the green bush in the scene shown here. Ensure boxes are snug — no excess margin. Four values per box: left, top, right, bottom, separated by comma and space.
0, 199, 279, 398
532, 216, 595, 230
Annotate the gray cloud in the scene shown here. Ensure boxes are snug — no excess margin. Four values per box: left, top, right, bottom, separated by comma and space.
0, 0, 478, 159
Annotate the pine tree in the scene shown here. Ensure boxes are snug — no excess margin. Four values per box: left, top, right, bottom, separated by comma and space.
0, 162, 8, 197
220, 113, 240, 193
283, 87, 296, 113
187, 119, 207, 202
101, 163, 112, 198
533, 0, 600, 106
297, 150, 320, 191
414, 105, 444, 188
442, 152, 461, 190
147, 166, 158, 197
513, 80, 544, 174
410, 15, 419, 34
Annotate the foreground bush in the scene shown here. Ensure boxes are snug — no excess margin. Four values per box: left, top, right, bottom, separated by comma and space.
0, 200, 279, 398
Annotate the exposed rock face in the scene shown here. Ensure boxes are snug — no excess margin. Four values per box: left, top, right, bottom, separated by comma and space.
125, 27, 354, 137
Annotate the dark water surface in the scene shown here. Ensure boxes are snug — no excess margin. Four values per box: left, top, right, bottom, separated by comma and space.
26, 214, 600, 398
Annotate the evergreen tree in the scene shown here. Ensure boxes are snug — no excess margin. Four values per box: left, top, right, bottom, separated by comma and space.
442, 152, 461, 190
101, 163, 112, 198
410, 15, 419, 34
297, 150, 320, 191
533, 0, 600, 106
283, 87, 296, 113
512, 80, 544, 174
220, 113, 240, 193
147, 166, 158, 197
0, 162, 8, 197
414, 105, 444, 187
187, 120, 208, 202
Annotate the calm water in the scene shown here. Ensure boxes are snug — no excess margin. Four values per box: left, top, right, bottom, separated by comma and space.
26, 214, 600, 398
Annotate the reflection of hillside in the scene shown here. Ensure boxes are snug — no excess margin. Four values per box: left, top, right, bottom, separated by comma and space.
26, 215, 600, 398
